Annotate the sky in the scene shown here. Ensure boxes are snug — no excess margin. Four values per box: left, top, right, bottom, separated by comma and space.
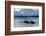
14, 8, 39, 16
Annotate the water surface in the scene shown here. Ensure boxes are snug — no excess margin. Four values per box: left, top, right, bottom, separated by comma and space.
14, 17, 39, 27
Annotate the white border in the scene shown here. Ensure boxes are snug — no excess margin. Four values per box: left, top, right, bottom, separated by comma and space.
11, 5, 42, 31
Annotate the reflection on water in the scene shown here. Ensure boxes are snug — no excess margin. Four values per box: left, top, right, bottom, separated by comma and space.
14, 17, 39, 27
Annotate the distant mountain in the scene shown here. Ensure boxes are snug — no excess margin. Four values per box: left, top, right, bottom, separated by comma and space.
14, 9, 39, 16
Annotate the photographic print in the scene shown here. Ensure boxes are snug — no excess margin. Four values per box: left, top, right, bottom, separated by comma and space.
14, 8, 39, 27
5, 1, 45, 35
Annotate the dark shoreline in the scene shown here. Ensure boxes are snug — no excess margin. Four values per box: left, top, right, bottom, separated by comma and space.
14, 16, 39, 17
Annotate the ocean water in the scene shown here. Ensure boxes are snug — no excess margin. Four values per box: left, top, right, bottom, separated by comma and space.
14, 17, 39, 27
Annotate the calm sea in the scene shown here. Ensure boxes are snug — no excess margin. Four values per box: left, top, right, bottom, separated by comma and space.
14, 17, 39, 27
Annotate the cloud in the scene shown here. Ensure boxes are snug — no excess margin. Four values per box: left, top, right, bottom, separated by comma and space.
14, 8, 21, 12
33, 9, 37, 11
14, 8, 39, 16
